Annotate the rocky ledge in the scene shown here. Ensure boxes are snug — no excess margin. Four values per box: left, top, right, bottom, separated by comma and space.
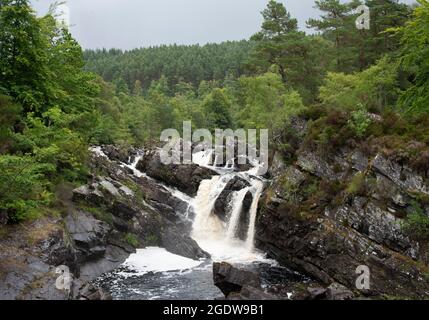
256, 119, 429, 299
0, 145, 209, 300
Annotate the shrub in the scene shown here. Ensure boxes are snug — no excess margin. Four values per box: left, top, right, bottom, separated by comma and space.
346, 173, 366, 196
124, 233, 139, 247
403, 202, 429, 240
348, 104, 372, 138
0, 155, 53, 222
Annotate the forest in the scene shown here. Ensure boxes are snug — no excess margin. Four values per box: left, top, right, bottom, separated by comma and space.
0, 0, 429, 232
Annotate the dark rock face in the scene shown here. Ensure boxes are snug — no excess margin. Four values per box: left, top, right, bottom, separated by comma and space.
236, 191, 253, 241
213, 262, 261, 297
161, 224, 210, 260
65, 212, 111, 262
304, 283, 354, 300
214, 176, 251, 222
76, 283, 112, 300
137, 150, 216, 196
0, 144, 211, 300
257, 142, 429, 299
101, 145, 136, 164
227, 286, 279, 300
0, 209, 8, 225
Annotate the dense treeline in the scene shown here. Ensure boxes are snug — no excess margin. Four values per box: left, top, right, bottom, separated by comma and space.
1, 0, 429, 224
83, 41, 256, 94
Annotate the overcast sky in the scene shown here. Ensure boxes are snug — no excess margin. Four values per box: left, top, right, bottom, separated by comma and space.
30, 0, 415, 50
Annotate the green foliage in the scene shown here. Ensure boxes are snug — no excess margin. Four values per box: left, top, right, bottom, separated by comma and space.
145, 234, 160, 246
84, 41, 255, 94
0, 155, 52, 222
319, 57, 398, 112
403, 201, 429, 240
397, 0, 429, 115
235, 72, 305, 134
348, 104, 372, 137
201, 88, 233, 130
308, 0, 410, 72
249, 1, 332, 102
124, 233, 139, 247
346, 172, 366, 195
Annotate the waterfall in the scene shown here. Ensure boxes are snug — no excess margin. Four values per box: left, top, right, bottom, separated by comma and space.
90, 146, 267, 263
245, 180, 264, 251
192, 150, 214, 168
191, 176, 232, 241
226, 187, 250, 240
190, 170, 266, 262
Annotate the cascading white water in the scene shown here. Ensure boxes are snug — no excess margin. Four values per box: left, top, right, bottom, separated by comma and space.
90, 146, 268, 264
190, 170, 267, 262
191, 175, 232, 241
226, 187, 250, 240
192, 150, 214, 168
245, 180, 264, 251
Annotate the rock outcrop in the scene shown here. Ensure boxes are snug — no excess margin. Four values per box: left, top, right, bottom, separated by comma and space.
0, 145, 209, 300
137, 149, 217, 196
213, 176, 251, 222
213, 262, 262, 297
257, 126, 429, 299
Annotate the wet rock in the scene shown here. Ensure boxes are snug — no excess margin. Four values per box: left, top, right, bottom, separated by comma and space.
109, 201, 138, 220
326, 283, 354, 300
77, 283, 112, 300
372, 154, 429, 195
256, 175, 429, 299
161, 224, 210, 260
227, 286, 279, 300
236, 191, 253, 241
101, 145, 134, 164
307, 287, 327, 300
65, 212, 110, 262
213, 262, 261, 297
214, 176, 251, 222
72, 185, 105, 206
137, 150, 217, 196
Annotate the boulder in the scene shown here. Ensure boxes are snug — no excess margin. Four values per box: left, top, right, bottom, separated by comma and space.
307, 287, 327, 300
101, 145, 135, 164
137, 150, 217, 196
213, 262, 261, 297
72, 185, 105, 206
227, 286, 279, 300
372, 154, 429, 195
65, 212, 111, 262
214, 176, 251, 222
236, 191, 253, 241
326, 283, 354, 300
76, 283, 112, 300
161, 224, 210, 260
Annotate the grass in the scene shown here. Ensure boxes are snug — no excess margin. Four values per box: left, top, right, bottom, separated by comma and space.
124, 233, 139, 247
78, 204, 114, 226
403, 202, 429, 240
145, 234, 159, 246
346, 173, 366, 196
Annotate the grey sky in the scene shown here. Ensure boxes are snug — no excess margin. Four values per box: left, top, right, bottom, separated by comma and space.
30, 0, 415, 50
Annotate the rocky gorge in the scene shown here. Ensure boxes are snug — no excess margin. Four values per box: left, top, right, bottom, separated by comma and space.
1, 124, 429, 300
